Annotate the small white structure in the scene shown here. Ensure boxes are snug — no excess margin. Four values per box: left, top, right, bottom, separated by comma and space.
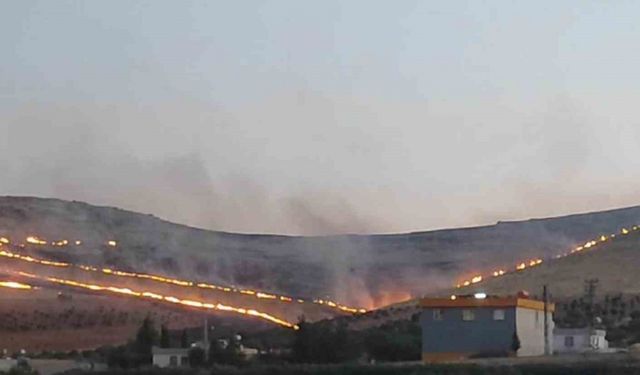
0, 359, 18, 372
553, 328, 608, 353
240, 345, 259, 359
152, 347, 190, 368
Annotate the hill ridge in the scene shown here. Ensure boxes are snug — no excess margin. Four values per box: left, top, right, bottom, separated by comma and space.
2, 196, 640, 308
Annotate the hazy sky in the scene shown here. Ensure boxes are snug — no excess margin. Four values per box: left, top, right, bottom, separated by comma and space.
2, 1, 640, 235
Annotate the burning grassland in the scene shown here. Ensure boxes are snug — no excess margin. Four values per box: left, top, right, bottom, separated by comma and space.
0, 239, 365, 329
0, 234, 374, 335
451, 227, 640, 299
0, 235, 365, 314
0, 286, 266, 352
454, 225, 640, 290
0, 280, 33, 290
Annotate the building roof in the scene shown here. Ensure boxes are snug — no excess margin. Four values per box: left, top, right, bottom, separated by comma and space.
420, 296, 555, 312
152, 347, 190, 355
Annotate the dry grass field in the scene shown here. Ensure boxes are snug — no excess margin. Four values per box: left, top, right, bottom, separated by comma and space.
454, 230, 640, 299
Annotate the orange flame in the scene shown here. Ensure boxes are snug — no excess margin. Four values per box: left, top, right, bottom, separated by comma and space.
0, 280, 33, 290
26, 236, 47, 245
454, 224, 640, 289
16, 272, 298, 329
0, 243, 366, 315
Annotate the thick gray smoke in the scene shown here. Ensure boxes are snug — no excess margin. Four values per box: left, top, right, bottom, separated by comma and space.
2, 95, 640, 237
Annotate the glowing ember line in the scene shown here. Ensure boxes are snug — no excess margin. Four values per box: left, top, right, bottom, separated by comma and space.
454, 224, 640, 289
26, 236, 47, 245
0, 245, 366, 314
0, 281, 33, 290
16, 272, 298, 329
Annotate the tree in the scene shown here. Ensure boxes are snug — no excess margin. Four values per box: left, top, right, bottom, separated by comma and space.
160, 324, 170, 348
188, 347, 205, 368
180, 329, 189, 348
331, 321, 355, 363
292, 318, 313, 363
208, 336, 243, 365
208, 340, 226, 364
133, 316, 158, 364
511, 332, 521, 354
363, 320, 420, 362
292, 318, 360, 364
223, 335, 243, 365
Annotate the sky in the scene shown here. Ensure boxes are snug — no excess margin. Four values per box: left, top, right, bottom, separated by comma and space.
1, 0, 640, 235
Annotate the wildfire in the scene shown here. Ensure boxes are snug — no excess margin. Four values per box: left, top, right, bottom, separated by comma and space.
0, 280, 33, 290
1, 249, 69, 267
15, 272, 298, 329
0, 242, 366, 315
455, 224, 640, 289
0, 237, 9, 244
26, 236, 47, 245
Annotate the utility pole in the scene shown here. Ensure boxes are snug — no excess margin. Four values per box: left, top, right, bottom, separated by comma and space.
584, 278, 599, 329
543, 285, 550, 355
584, 278, 599, 352
203, 318, 209, 362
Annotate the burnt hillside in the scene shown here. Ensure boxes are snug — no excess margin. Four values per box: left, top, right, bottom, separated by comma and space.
1, 196, 640, 308
455, 229, 640, 299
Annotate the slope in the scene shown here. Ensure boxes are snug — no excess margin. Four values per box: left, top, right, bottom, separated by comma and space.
2, 196, 640, 308
454, 229, 640, 299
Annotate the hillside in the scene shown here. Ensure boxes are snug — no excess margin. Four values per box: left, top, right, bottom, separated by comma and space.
0, 287, 269, 352
454, 228, 640, 299
2, 196, 640, 308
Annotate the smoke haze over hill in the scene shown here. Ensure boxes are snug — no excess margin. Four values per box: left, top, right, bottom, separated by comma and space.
2, 197, 640, 309
2, 2, 640, 235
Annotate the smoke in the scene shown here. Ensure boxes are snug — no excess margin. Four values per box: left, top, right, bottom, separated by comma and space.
1, 92, 640, 310
3, 93, 640, 308
3, 90, 640, 238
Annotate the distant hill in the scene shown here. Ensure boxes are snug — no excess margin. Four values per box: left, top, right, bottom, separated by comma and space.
1, 196, 640, 308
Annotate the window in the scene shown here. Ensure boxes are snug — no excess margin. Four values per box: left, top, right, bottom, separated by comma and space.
433, 308, 443, 321
535, 311, 540, 328
565, 336, 574, 348
493, 309, 505, 320
169, 355, 178, 366
462, 309, 475, 321
180, 356, 189, 366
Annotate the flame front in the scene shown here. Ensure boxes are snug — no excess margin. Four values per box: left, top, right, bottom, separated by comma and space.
0, 280, 33, 290
0, 237, 366, 315
14, 272, 298, 329
454, 224, 640, 289
26, 236, 47, 245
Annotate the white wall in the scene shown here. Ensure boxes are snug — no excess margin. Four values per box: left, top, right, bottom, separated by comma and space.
554, 333, 587, 353
515, 308, 554, 356
0, 359, 18, 372
153, 353, 188, 368
554, 331, 608, 353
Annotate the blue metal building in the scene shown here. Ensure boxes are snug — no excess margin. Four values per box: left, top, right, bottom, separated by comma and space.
420, 295, 554, 362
